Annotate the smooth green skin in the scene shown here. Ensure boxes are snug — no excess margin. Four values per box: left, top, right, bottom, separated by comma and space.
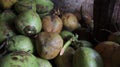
37, 58, 52, 67
15, 0, 36, 14
0, 51, 39, 67
15, 10, 42, 36
5, 35, 34, 53
35, 0, 54, 17
60, 30, 74, 39
73, 47, 103, 67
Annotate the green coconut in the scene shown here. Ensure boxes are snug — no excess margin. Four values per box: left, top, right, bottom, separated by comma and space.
14, 0, 36, 14
0, 51, 39, 67
73, 47, 103, 67
35, 0, 54, 17
5, 35, 34, 53
0, 10, 16, 44
60, 30, 74, 39
15, 10, 42, 36
0, 10, 16, 22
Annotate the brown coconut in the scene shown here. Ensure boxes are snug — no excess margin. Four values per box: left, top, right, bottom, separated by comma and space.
95, 41, 120, 67
42, 15, 63, 33
36, 32, 63, 60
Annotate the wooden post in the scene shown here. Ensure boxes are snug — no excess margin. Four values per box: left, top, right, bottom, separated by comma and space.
93, 0, 120, 42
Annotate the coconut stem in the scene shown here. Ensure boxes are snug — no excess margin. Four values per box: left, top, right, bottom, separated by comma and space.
60, 38, 72, 56
60, 34, 78, 56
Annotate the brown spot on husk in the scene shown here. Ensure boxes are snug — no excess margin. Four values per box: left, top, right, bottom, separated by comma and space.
12, 57, 18, 61
11, 51, 30, 57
